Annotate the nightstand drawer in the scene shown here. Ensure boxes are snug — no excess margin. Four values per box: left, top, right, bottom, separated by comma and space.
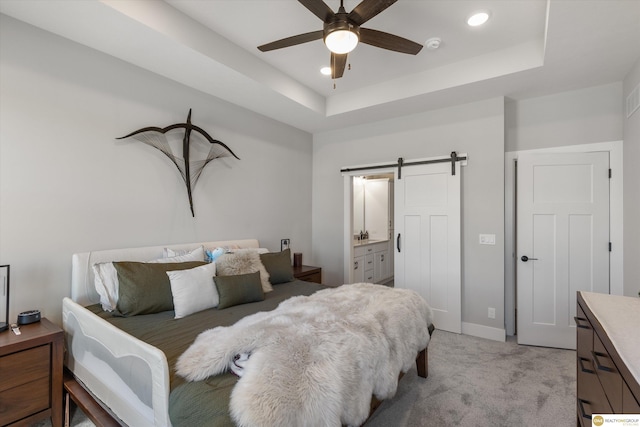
0, 344, 50, 392
299, 271, 322, 284
0, 376, 50, 425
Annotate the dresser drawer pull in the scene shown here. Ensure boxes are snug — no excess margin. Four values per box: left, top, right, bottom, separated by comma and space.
578, 356, 595, 374
577, 398, 592, 420
591, 350, 615, 373
574, 316, 590, 329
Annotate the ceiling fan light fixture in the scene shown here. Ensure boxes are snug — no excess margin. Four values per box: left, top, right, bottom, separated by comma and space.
324, 21, 359, 54
258, 0, 423, 80
325, 29, 359, 54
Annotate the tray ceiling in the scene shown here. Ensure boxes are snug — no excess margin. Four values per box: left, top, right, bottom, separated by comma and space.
1, 0, 639, 133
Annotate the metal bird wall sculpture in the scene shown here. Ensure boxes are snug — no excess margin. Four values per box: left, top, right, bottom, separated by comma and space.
117, 109, 239, 217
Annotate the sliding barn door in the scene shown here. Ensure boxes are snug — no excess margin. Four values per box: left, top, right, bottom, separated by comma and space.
394, 162, 461, 333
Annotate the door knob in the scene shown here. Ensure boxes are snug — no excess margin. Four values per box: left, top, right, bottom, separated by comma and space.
521, 255, 538, 262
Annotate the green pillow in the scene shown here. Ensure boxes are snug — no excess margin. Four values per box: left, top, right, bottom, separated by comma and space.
259, 249, 294, 285
214, 271, 265, 309
114, 261, 206, 316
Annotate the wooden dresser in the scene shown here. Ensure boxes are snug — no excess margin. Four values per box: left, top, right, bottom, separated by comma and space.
0, 318, 63, 427
576, 292, 640, 427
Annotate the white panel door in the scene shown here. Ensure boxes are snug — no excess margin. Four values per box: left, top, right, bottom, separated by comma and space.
394, 162, 461, 333
517, 152, 610, 349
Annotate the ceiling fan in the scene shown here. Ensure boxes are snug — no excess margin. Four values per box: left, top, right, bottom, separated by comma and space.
257, 0, 423, 79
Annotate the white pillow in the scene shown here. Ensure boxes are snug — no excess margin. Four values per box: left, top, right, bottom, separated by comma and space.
167, 263, 218, 319
93, 262, 119, 311
151, 246, 205, 263
92, 246, 206, 312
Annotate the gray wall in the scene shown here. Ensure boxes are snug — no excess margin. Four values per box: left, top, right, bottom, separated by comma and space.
623, 58, 640, 297
312, 98, 506, 333
0, 16, 314, 325
505, 82, 623, 152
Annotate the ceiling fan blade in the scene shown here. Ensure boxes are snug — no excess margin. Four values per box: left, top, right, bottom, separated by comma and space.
348, 0, 397, 26
298, 0, 335, 22
359, 28, 423, 54
258, 30, 324, 52
331, 52, 347, 79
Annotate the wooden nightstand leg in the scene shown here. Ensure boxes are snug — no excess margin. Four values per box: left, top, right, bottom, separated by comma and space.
52, 339, 64, 427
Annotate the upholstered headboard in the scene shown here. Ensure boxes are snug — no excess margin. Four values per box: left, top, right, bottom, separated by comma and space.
71, 239, 260, 307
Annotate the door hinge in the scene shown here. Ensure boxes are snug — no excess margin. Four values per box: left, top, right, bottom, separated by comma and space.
609, 242, 612, 252
609, 168, 612, 178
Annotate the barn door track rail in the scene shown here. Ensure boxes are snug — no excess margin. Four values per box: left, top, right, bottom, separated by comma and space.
340, 152, 467, 179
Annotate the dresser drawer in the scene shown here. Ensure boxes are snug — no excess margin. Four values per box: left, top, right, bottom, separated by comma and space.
578, 355, 612, 412
0, 376, 50, 425
593, 331, 623, 413
623, 380, 640, 413
0, 344, 50, 392
575, 303, 593, 360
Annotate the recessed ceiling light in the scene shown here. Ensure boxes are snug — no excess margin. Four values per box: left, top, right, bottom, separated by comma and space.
467, 11, 489, 27
320, 66, 332, 76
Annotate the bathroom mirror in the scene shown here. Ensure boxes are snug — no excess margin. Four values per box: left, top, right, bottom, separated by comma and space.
353, 177, 365, 235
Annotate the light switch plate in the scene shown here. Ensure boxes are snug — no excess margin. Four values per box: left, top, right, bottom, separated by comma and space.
479, 234, 496, 245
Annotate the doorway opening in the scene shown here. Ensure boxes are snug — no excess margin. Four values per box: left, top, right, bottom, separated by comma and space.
346, 172, 395, 286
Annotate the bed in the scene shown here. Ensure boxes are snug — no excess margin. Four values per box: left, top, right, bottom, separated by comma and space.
62, 239, 433, 426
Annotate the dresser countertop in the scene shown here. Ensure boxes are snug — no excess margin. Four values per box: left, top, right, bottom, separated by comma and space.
580, 291, 640, 385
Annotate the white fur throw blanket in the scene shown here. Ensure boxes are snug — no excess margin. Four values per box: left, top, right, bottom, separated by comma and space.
176, 283, 433, 427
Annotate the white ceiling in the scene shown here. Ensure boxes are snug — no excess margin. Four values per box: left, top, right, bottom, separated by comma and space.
1, 0, 639, 133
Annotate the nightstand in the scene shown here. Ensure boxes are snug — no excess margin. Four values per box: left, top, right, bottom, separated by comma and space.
0, 318, 63, 427
293, 265, 322, 284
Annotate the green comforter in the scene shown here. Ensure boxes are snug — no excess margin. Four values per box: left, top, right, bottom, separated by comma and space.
90, 279, 326, 426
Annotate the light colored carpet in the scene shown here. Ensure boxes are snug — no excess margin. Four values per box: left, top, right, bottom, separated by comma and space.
43, 330, 576, 427
366, 330, 576, 427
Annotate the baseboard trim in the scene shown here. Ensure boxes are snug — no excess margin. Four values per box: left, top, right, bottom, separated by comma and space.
462, 322, 506, 342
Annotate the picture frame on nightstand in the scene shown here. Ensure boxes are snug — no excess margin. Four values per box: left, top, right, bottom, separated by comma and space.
0, 265, 9, 333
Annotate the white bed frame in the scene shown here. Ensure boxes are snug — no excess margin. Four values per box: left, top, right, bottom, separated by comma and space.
62, 239, 260, 427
